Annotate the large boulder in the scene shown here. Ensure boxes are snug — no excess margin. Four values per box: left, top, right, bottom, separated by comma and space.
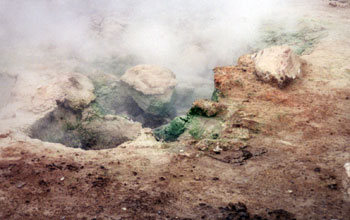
252, 45, 303, 88
120, 65, 177, 116
63, 73, 96, 110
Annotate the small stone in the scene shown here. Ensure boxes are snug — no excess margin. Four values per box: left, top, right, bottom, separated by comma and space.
16, 182, 26, 188
213, 145, 223, 154
287, 190, 293, 193
194, 176, 201, 181
60, 177, 65, 181
122, 207, 127, 211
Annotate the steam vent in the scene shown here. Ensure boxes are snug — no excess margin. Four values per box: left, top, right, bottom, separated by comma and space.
0, 1, 350, 219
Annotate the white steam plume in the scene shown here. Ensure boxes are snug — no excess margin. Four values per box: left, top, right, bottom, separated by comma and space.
0, 0, 296, 85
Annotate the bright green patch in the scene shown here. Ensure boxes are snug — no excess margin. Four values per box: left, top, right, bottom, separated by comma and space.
255, 20, 328, 55
153, 116, 190, 142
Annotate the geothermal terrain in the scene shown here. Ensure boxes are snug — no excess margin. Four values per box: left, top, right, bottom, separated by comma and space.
0, 1, 350, 220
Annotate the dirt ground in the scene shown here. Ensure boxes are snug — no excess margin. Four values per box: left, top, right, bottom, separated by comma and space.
0, 1, 350, 220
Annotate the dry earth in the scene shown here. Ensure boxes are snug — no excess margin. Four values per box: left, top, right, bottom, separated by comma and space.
0, 1, 350, 220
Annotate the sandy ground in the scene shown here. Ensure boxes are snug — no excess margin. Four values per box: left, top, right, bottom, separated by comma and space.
0, 1, 350, 220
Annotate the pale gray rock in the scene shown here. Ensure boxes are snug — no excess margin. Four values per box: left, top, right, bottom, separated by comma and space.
252, 45, 303, 88
63, 73, 96, 110
120, 65, 177, 116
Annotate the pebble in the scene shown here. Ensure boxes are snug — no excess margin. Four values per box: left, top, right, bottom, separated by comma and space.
60, 177, 65, 181
213, 145, 223, 154
16, 182, 26, 188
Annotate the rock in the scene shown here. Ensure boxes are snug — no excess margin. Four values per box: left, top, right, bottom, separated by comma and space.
82, 115, 142, 150
120, 65, 177, 116
121, 128, 162, 149
63, 73, 96, 110
16, 182, 26, 189
189, 100, 226, 117
252, 45, 303, 88
213, 145, 223, 154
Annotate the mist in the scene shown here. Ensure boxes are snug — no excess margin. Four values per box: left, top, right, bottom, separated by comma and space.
0, 0, 302, 112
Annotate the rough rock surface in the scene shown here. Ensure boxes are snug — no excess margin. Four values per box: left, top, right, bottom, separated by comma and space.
63, 74, 96, 110
121, 64, 176, 95
253, 45, 304, 88
120, 65, 177, 116
189, 100, 226, 117
82, 115, 142, 150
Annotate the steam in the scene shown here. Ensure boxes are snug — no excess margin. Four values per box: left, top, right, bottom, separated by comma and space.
0, 0, 299, 111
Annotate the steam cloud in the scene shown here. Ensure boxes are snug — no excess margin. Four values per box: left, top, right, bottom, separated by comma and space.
0, 0, 296, 97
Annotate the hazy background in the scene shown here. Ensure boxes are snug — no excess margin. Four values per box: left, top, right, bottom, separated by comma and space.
0, 1, 295, 71
0, 0, 300, 107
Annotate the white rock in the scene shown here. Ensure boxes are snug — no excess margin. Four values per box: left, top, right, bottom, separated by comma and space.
345, 163, 350, 178
63, 73, 96, 110
120, 65, 177, 115
253, 45, 303, 88
121, 64, 176, 95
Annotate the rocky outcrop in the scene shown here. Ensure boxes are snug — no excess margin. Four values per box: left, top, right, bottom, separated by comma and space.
120, 65, 177, 116
252, 45, 303, 88
63, 74, 96, 110
189, 100, 226, 117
